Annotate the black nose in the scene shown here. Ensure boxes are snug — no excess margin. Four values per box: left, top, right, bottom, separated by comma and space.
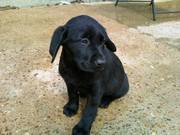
95, 59, 106, 67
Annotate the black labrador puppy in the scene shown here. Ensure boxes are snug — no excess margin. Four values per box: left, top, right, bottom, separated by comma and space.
49, 15, 129, 135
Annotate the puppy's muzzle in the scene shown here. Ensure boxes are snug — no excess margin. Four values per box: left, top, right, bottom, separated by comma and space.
94, 59, 106, 70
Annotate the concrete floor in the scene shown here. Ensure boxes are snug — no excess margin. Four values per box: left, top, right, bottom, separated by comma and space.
0, 3, 180, 135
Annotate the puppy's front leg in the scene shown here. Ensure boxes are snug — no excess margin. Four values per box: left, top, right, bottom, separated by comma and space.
72, 83, 102, 135
63, 83, 79, 117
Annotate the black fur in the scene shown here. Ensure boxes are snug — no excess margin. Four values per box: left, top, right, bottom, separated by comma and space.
49, 15, 129, 135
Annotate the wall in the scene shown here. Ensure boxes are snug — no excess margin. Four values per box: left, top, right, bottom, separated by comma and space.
0, 0, 72, 8
0, 0, 175, 8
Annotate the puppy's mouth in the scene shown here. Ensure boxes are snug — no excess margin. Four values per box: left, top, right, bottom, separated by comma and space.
96, 66, 104, 71
79, 62, 104, 72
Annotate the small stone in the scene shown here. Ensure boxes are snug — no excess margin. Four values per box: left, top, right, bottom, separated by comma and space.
24, 132, 30, 135
150, 112, 155, 117
160, 78, 164, 81
43, 117, 47, 121
34, 73, 38, 77
166, 118, 171, 121
150, 65, 154, 69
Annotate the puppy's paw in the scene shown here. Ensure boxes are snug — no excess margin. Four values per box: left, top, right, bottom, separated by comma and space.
99, 98, 111, 108
63, 103, 78, 117
72, 124, 90, 135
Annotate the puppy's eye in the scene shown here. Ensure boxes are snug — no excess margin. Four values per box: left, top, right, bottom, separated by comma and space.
81, 38, 89, 45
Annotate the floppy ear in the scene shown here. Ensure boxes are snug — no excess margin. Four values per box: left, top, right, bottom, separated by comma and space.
49, 26, 67, 63
105, 37, 116, 52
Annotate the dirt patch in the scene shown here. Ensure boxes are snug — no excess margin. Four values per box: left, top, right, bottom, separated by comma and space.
136, 21, 180, 50
137, 21, 180, 39
0, 4, 179, 135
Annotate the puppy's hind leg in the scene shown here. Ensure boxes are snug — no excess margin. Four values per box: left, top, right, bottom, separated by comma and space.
99, 96, 115, 108
115, 74, 129, 98
99, 74, 129, 108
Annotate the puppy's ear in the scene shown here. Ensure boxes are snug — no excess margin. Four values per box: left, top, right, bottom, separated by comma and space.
49, 26, 67, 63
105, 38, 116, 52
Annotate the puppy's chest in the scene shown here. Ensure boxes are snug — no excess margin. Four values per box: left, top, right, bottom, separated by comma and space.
59, 63, 93, 87
60, 69, 93, 96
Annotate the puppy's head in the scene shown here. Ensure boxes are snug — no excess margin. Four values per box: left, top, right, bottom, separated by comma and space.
49, 15, 116, 72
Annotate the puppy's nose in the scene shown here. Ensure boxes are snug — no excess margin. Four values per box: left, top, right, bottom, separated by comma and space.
95, 59, 106, 67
